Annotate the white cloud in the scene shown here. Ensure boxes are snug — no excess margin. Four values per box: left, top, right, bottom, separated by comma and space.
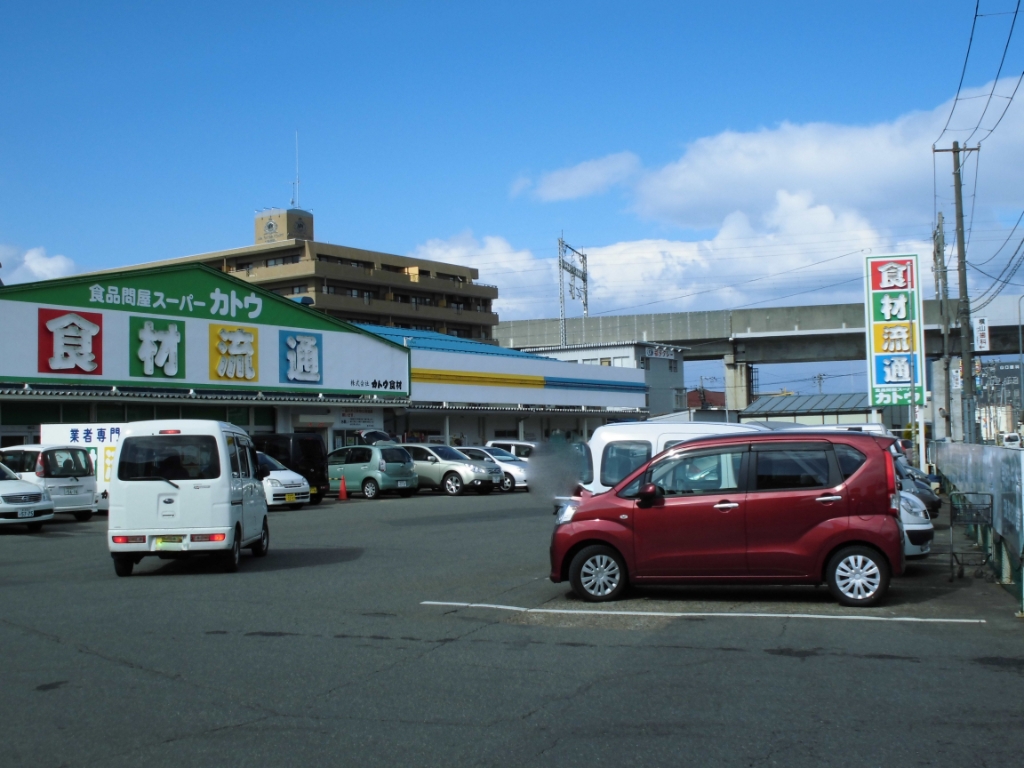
508, 175, 532, 198
534, 151, 640, 201
0, 246, 76, 285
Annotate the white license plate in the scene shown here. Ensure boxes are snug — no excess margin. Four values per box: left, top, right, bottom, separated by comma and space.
397, 481, 408, 488
17, 509, 34, 518
63, 487, 79, 496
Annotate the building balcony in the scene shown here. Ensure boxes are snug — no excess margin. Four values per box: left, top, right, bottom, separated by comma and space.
310, 292, 499, 326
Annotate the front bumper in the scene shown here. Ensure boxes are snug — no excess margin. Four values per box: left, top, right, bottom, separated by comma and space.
108, 528, 234, 555
268, 487, 311, 506
905, 526, 934, 557
0, 505, 54, 525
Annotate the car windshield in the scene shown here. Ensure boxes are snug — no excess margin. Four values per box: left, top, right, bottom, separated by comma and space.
118, 435, 221, 481
258, 452, 287, 472
431, 446, 468, 461
0, 462, 18, 481
0, 450, 40, 473
485, 447, 518, 461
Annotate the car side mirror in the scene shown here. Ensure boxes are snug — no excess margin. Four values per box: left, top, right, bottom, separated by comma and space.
637, 482, 661, 506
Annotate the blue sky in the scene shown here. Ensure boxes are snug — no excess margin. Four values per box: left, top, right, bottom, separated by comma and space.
2, 1, 1022, 392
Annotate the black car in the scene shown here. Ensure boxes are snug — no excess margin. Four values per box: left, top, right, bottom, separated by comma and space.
251, 433, 329, 504
895, 459, 941, 518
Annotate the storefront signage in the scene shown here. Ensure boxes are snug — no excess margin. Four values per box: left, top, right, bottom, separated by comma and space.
0, 265, 410, 397
863, 255, 925, 407
974, 317, 990, 352
644, 346, 675, 359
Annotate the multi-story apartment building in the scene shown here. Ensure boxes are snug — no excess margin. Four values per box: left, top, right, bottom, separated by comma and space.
84, 208, 499, 340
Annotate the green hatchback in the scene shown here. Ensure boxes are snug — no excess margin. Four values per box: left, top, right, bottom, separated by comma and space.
327, 445, 419, 499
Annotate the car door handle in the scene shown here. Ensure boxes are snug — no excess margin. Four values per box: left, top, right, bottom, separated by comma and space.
713, 501, 739, 511
815, 495, 843, 503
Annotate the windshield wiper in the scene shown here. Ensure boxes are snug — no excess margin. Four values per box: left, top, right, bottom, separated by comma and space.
130, 476, 180, 489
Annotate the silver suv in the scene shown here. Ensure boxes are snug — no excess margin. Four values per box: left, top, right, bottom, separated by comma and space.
398, 444, 502, 496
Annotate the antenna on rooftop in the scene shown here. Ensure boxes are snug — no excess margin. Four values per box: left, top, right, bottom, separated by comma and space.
290, 130, 300, 208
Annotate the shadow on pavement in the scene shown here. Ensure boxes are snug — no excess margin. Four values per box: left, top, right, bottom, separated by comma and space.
135, 547, 364, 576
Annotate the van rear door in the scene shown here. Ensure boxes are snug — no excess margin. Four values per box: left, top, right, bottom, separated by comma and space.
116, 435, 220, 529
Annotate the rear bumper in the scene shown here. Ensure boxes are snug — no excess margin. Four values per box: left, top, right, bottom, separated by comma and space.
108, 527, 234, 555
379, 474, 419, 491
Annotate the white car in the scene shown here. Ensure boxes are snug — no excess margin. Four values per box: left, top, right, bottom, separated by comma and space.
485, 440, 537, 461
0, 462, 55, 532
257, 452, 311, 509
901, 492, 934, 559
459, 446, 528, 492
0, 444, 99, 522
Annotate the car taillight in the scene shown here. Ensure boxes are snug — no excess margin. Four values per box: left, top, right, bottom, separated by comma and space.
159, 430, 181, 434
885, 451, 899, 516
35, 454, 45, 478
112, 535, 145, 544
379, 459, 387, 472
191, 533, 226, 542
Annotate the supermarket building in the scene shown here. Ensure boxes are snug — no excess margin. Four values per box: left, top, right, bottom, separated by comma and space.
0, 264, 646, 450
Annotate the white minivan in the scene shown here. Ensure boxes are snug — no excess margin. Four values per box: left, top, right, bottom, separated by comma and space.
0, 444, 99, 521
108, 420, 270, 577
584, 421, 767, 494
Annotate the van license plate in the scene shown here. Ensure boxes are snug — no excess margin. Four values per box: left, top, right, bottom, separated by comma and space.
397, 481, 408, 488
18, 509, 33, 518
63, 487, 79, 495
285, 494, 296, 502
309, 487, 317, 494
158, 536, 183, 544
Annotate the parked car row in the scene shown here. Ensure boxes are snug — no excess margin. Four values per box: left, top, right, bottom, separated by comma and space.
326, 443, 530, 498
0, 444, 101, 530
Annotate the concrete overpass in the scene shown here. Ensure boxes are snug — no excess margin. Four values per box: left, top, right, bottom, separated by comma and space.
495, 294, 1024, 409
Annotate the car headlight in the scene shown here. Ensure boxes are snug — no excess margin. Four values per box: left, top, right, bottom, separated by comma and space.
269, 478, 282, 487
901, 497, 928, 519
556, 503, 578, 525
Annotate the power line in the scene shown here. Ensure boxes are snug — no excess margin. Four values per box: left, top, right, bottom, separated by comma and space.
965, 0, 1021, 145
936, 0, 981, 144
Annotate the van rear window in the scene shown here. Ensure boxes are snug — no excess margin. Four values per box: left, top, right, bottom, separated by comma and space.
118, 436, 220, 481
42, 449, 92, 478
601, 441, 652, 487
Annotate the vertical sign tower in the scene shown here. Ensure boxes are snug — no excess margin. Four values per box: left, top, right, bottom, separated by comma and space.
864, 255, 926, 410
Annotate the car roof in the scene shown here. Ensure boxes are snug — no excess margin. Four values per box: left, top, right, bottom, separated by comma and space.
658, 429, 890, 453
1, 444, 81, 451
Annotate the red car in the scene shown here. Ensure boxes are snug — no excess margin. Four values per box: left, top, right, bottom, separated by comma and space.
550, 431, 904, 607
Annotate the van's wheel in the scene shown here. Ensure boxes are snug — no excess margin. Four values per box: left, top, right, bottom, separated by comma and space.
309, 493, 323, 506
442, 473, 464, 496
250, 519, 269, 557
223, 527, 241, 573
26, 521, 43, 533
569, 545, 627, 602
113, 556, 134, 577
826, 546, 890, 607
362, 479, 379, 499
74, 511, 93, 522
500, 473, 515, 492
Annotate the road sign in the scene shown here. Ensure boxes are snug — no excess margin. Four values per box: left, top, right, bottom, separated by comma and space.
864, 255, 925, 407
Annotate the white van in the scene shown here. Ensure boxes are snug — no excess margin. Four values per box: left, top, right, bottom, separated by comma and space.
108, 420, 270, 577
584, 421, 766, 494
0, 444, 99, 521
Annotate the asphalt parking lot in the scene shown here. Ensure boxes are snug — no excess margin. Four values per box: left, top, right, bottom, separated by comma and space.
3, 492, 1024, 767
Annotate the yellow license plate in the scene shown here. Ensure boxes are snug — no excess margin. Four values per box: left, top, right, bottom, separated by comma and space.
158, 536, 183, 544
285, 494, 296, 502
309, 487, 317, 494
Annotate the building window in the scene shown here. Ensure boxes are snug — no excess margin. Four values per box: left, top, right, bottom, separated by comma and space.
266, 255, 300, 267
600, 358, 612, 366
668, 359, 679, 373
582, 358, 598, 365
272, 285, 308, 296
639, 359, 647, 370
232, 262, 253, 273
612, 357, 629, 367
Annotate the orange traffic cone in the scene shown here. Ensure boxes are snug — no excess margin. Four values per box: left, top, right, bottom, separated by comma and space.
338, 476, 348, 502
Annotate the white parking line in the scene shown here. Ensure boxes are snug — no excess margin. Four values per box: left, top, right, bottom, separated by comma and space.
421, 601, 986, 624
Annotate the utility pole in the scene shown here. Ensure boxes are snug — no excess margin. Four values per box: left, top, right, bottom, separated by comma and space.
933, 212, 952, 439
935, 141, 979, 442
557, 236, 589, 347
813, 373, 825, 394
